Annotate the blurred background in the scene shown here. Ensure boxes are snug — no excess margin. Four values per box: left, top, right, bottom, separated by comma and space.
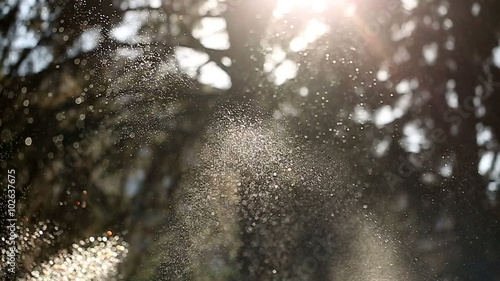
1, 0, 500, 280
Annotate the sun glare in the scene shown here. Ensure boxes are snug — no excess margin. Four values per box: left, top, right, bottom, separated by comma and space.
274, 0, 355, 18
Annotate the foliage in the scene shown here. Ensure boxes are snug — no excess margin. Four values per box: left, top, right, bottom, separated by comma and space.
1, 0, 500, 280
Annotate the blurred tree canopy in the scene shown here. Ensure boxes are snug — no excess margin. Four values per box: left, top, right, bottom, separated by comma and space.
1, 0, 500, 280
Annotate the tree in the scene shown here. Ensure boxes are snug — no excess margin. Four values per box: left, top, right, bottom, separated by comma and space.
1, 0, 500, 280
